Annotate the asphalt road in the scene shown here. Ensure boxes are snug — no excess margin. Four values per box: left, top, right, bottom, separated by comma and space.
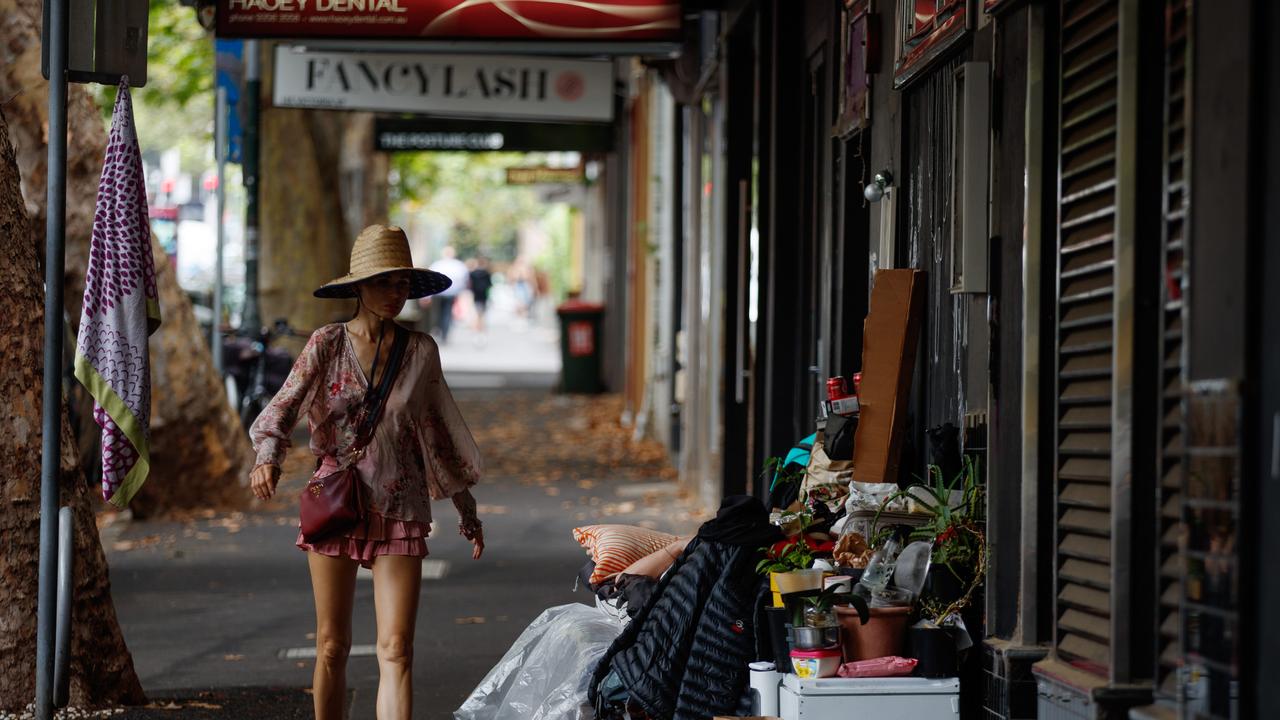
103, 387, 701, 720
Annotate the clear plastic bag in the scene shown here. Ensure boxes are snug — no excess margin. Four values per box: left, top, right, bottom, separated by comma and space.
454, 602, 629, 720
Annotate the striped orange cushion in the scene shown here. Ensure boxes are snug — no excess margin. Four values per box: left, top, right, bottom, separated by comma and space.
572, 524, 679, 585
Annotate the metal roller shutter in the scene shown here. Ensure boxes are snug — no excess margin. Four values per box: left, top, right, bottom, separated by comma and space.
1156, 0, 1189, 697
1054, 0, 1121, 675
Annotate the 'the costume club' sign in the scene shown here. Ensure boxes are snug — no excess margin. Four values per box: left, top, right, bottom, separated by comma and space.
217, 0, 681, 41
272, 47, 615, 122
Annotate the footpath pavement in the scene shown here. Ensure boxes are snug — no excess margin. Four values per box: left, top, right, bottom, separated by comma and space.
97, 388, 704, 720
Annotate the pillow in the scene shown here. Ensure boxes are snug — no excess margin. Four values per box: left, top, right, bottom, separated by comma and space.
572, 524, 679, 585
620, 537, 691, 579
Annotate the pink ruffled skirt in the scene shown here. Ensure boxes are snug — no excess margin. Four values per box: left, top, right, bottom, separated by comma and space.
296, 512, 429, 569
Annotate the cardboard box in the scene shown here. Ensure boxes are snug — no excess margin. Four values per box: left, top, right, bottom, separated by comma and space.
852, 269, 925, 485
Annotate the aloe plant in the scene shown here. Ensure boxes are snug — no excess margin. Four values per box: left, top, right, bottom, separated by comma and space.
869, 455, 987, 623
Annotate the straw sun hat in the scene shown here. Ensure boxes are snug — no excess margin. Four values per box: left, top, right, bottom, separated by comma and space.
314, 224, 452, 299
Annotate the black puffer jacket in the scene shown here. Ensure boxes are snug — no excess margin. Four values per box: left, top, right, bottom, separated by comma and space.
589, 496, 782, 720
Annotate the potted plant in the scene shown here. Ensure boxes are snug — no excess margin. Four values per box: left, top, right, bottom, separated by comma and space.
832, 533, 914, 663
788, 585, 869, 650
757, 535, 825, 594
872, 455, 987, 676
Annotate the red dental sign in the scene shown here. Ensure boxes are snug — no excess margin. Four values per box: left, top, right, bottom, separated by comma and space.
216, 0, 683, 41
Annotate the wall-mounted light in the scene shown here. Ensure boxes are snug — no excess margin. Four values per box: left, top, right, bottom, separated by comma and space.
863, 170, 893, 203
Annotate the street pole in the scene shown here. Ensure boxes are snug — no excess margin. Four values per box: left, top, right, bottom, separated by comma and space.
36, 0, 69, 716
241, 39, 261, 333
213, 86, 227, 376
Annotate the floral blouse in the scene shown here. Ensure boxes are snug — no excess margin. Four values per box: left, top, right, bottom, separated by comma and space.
249, 323, 482, 526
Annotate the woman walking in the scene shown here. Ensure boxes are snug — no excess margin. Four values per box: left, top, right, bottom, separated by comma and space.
248, 225, 485, 720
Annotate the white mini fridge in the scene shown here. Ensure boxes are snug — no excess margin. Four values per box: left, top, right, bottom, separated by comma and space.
778, 674, 960, 720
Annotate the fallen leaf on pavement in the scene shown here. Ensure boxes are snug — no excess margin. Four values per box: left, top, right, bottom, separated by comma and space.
112, 535, 162, 552
455, 616, 487, 624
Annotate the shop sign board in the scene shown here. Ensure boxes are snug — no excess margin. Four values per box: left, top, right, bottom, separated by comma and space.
216, 0, 681, 41
374, 117, 614, 152
273, 47, 615, 122
505, 166, 586, 185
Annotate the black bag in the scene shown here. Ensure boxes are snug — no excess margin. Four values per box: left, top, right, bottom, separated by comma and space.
824, 413, 858, 461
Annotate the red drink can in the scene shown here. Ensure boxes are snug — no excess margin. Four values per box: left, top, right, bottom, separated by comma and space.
826, 376, 848, 402
852, 372, 863, 397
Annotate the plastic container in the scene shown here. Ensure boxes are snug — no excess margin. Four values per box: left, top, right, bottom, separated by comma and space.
907, 626, 959, 678
748, 661, 781, 715
771, 568, 825, 595
791, 647, 842, 679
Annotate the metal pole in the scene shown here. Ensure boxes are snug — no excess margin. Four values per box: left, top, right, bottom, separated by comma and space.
53, 506, 74, 708
37, 0, 69, 715
213, 86, 227, 376
241, 40, 261, 333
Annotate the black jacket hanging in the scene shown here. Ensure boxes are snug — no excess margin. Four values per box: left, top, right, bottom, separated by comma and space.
589, 496, 781, 720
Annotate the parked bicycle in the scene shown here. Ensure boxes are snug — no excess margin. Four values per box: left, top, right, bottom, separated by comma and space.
223, 318, 309, 434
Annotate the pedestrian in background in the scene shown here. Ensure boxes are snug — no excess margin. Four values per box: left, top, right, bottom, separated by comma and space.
509, 260, 534, 319
469, 256, 493, 334
248, 225, 485, 720
427, 245, 469, 343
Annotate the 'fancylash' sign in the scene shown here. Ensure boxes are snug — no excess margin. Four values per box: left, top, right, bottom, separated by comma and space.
216, 0, 681, 41
272, 47, 615, 121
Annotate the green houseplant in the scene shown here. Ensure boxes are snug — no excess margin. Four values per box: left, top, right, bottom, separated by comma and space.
871, 455, 987, 624
758, 534, 824, 594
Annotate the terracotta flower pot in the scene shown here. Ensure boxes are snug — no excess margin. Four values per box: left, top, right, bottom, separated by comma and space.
834, 604, 911, 663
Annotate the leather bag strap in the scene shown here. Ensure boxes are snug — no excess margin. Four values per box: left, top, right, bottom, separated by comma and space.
345, 324, 409, 459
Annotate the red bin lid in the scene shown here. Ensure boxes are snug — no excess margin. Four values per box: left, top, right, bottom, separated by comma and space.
557, 299, 604, 314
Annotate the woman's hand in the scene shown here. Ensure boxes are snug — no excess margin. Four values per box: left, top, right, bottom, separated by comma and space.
466, 527, 485, 560
453, 489, 484, 559
250, 464, 281, 500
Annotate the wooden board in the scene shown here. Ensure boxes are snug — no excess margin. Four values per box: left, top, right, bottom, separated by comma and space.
852, 269, 926, 485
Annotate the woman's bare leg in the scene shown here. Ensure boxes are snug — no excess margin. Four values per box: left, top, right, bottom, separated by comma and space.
371, 555, 422, 720
308, 552, 359, 720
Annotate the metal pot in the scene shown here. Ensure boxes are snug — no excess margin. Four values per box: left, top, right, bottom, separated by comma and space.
790, 624, 840, 650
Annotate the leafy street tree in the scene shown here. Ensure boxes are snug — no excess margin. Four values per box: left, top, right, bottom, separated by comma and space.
0, 0, 254, 518
391, 151, 548, 263
257, 46, 389, 340
0, 107, 146, 710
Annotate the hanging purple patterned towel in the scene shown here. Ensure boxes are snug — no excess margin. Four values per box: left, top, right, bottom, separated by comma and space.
74, 78, 161, 507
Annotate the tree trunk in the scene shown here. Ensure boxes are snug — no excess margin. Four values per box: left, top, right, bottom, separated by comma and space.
0, 108, 146, 710
0, 0, 254, 515
259, 44, 390, 345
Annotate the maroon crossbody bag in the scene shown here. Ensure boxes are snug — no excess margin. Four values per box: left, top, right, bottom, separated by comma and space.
300, 324, 408, 543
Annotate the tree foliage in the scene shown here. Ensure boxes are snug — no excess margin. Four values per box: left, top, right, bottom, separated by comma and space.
391, 151, 550, 262
90, 1, 214, 172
